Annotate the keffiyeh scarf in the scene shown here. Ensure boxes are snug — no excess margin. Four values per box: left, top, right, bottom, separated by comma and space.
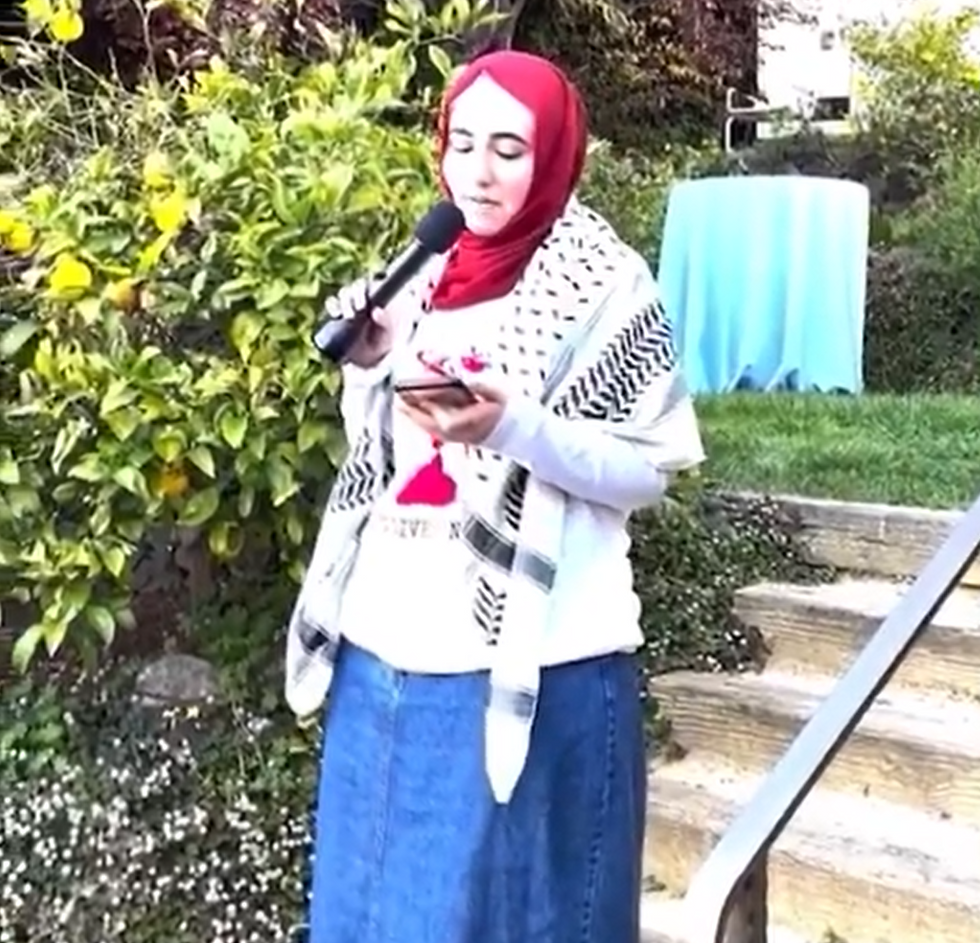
284, 198, 703, 802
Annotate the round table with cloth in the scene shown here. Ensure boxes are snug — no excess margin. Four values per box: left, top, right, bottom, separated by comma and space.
655, 175, 871, 394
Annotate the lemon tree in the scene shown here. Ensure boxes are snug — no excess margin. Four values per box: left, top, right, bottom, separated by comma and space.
0, 35, 446, 669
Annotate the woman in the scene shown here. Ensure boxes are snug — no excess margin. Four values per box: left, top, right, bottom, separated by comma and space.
285, 50, 704, 943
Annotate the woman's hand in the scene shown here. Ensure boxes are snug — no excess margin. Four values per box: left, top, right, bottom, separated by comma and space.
323, 276, 394, 369
397, 383, 506, 446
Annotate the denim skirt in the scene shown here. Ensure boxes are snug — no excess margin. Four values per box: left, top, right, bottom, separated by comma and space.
307, 641, 647, 943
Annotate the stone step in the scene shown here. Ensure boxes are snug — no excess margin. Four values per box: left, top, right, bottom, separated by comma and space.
768, 494, 980, 585
653, 669, 980, 823
735, 578, 980, 699
646, 761, 980, 943
640, 891, 809, 943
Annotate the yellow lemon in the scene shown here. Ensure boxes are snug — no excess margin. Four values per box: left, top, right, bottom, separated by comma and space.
149, 190, 188, 235
156, 463, 190, 498
104, 278, 139, 312
48, 253, 93, 298
5, 221, 35, 254
48, 6, 83, 42
142, 151, 172, 190
0, 210, 16, 236
22, 0, 53, 24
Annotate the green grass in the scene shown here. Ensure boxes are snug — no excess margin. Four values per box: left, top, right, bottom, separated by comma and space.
697, 392, 980, 510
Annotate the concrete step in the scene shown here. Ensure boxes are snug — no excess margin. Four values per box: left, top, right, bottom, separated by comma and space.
768, 494, 980, 586
735, 578, 980, 700
653, 669, 980, 823
640, 891, 808, 943
646, 761, 980, 943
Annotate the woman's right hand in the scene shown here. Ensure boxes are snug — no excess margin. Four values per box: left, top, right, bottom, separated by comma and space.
323, 276, 395, 369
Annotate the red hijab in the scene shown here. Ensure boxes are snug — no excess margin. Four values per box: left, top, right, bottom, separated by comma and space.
429, 51, 588, 311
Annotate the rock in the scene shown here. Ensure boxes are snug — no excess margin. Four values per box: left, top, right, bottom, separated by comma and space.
135, 653, 221, 706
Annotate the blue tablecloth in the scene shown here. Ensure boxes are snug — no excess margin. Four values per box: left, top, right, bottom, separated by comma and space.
656, 175, 870, 393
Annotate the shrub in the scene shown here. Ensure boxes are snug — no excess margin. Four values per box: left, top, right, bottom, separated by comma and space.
861, 148, 980, 392
0, 34, 443, 672
515, 0, 743, 152
863, 246, 980, 394
0, 483, 827, 941
847, 7, 980, 189
0, 669, 318, 943
579, 141, 711, 263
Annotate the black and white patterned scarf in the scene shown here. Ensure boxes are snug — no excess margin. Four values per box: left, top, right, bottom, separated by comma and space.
284, 199, 703, 802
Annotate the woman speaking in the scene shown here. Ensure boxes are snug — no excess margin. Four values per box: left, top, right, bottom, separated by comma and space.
285, 48, 705, 943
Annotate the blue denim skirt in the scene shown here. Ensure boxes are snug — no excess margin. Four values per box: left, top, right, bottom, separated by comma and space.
307, 641, 647, 943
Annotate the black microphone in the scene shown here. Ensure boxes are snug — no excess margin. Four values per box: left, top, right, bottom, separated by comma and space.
312, 200, 466, 364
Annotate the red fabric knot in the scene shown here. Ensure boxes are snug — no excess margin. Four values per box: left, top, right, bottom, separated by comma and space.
395, 445, 458, 507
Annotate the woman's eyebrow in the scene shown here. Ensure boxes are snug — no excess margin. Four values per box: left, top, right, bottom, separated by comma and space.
448, 127, 530, 146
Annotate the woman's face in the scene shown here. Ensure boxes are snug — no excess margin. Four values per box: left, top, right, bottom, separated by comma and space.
441, 75, 535, 237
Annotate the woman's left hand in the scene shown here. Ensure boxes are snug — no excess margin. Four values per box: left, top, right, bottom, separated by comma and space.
397, 383, 506, 446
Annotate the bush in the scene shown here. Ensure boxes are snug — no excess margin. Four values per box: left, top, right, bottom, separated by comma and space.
846, 8, 980, 191
0, 670, 318, 943
632, 486, 828, 684
514, 0, 747, 152
863, 247, 980, 394
0, 483, 827, 941
579, 141, 711, 263
0, 32, 444, 671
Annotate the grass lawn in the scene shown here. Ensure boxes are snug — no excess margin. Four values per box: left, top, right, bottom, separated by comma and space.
697, 392, 980, 510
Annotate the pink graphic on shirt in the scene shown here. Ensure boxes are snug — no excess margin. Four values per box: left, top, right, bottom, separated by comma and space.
395, 437, 457, 506
395, 347, 490, 507
460, 348, 488, 373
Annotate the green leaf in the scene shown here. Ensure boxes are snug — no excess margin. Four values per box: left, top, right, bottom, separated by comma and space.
205, 110, 250, 163
100, 379, 139, 417
0, 455, 20, 485
42, 615, 69, 656
152, 428, 186, 463
297, 420, 325, 453
179, 486, 221, 527
427, 43, 454, 79
113, 467, 148, 498
207, 520, 242, 559
324, 426, 349, 468
62, 581, 92, 620
11, 623, 44, 673
219, 409, 248, 449
267, 457, 298, 507
6, 486, 40, 515
238, 485, 255, 518
105, 407, 141, 442
86, 605, 116, 643
188, 445, 216, 478
0, 320, 39, 359
100, 545, 127, 579
285, 511, 304, 545
67, 456, 106, 483
51, 420, 84, 474
229, 311, 263, 362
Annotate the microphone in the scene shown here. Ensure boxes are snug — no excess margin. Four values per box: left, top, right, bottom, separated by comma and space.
312, 200, 466, 364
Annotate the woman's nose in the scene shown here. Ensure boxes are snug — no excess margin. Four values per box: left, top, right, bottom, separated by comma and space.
474, 150, 495, 187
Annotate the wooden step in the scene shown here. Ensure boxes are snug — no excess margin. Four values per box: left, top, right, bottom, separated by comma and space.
653, 669, 980, 823
735, 578, 980, 699
646, 762, 980, 943
766, 494, 980, 585
640, 891, 809, 943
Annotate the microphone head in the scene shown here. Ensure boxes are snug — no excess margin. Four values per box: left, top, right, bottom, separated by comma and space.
414, 200, 465, 254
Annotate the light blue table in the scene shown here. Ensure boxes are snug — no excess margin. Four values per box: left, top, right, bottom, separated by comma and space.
656, 175, 870, 394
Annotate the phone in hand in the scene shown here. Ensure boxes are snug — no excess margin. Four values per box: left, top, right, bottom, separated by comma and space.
393, 375, 478, 409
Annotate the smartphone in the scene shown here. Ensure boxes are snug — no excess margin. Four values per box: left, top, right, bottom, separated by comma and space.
393, 375, 478, 407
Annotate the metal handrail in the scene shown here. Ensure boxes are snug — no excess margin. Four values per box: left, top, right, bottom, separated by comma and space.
679, 492, 980, 943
